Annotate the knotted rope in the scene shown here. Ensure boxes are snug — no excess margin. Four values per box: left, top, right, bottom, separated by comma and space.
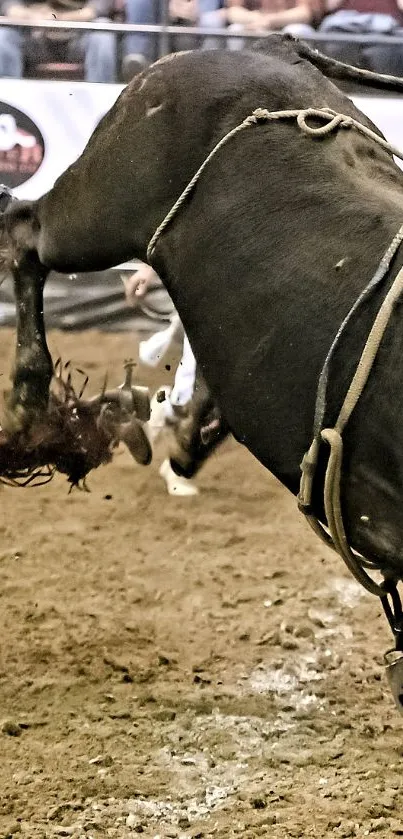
147, 106, 403, 261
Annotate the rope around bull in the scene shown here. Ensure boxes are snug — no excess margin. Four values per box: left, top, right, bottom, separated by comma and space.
147, 105, 403, 618
147, 106, 403, 261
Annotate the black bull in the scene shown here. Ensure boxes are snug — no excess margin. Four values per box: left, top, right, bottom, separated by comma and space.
3, 35, 403, 589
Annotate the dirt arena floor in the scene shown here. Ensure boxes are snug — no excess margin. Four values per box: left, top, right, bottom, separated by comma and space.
1, 328, 403, 839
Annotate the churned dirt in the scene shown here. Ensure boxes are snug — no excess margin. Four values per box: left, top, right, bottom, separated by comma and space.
1, 328, 403, 839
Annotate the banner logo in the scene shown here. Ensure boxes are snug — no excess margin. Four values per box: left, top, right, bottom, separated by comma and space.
0, 102, 45, 187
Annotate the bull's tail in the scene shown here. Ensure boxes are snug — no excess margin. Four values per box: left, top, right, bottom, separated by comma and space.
254, 33, 403, 93
293, 36, 403, 92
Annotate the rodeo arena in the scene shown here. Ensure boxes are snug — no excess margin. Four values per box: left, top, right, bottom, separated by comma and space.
6, 3, 403, 839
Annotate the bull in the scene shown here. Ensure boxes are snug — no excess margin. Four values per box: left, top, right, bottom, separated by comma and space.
2, 34, 403, 706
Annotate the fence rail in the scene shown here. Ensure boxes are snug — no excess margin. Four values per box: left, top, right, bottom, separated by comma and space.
2, 16, 403, 46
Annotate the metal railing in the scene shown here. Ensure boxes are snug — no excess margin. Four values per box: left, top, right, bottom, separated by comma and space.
1, 13, 403, 80
2, 17, 403, 44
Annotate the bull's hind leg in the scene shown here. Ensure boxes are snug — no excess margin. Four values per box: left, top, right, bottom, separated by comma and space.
0, 194, 52, 431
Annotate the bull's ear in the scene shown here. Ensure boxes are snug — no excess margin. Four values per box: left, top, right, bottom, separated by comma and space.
118, 417, 152, 465
97, 408, 152, 466
131, 385, 150, 423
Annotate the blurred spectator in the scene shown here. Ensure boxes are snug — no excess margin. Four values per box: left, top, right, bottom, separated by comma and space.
0, 0, 117, 80
201, 0, 323, 50
201, 0, 403, 75
123, 0, 218, 79
316, 0, 403, 75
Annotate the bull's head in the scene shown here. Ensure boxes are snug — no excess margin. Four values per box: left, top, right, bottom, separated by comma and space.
0, 325, 152, 487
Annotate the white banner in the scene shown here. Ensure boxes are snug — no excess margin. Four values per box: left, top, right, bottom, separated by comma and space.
0, 79, 402, 201
0, 80, 123, 200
